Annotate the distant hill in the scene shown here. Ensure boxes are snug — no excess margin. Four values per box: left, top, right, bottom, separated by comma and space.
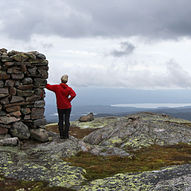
45, 104, 191, 123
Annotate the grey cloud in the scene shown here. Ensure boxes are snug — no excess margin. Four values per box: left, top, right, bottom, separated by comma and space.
0, 0, 191, 40
54, 59, 191, 89
110, 41, 135, 57
165, 60, 191, 88
127, 60, 191, 89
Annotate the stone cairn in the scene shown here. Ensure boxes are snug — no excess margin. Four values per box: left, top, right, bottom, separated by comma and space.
0, 48, 49, 145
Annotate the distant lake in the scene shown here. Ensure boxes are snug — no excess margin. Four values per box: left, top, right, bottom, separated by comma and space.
111, 103, 191, 108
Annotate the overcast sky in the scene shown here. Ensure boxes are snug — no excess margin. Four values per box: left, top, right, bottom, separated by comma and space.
1, 0, 191, 89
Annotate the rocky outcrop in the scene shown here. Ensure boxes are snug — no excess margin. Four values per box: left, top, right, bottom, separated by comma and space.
83, 112, 191, 151
80, 164, 191, 190
1, 112, 191, 190
0, 48, 49, 142
0, 134, 86, 188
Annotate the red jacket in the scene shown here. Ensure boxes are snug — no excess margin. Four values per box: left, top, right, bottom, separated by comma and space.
46, 83, 76, 109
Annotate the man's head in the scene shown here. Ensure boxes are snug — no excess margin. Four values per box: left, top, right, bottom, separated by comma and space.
61, 74, 68, 83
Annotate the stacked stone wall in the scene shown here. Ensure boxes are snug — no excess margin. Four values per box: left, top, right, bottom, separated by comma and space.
0, 48, 48, 142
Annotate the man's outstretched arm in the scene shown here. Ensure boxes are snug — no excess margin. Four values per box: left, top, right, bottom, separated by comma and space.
45, 84, 57, 92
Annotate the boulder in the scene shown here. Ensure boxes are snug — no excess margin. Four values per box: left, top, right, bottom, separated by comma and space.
79, 112, 94, 122
30, 128, 49, 142
10, 121, 30, 139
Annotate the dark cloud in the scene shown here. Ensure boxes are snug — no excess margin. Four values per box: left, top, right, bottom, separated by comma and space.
110, 41, 135, 57
0, 0, 191, 40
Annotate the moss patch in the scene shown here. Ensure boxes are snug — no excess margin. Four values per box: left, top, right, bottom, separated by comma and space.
0, 175, 74, 191
63, 143, 191, 181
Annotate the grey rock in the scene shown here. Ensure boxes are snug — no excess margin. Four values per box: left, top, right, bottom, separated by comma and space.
10, 53, 28, 62
0, 116, 20, 124
83, 113, 191, 151
0, 80, 4, 87
30, 128, 49, 142
35, 52, 46, 59
28, 67, 37, 75
0, 48, 7, 53
4, 62, 15, 67
7, 67, 22, 74
34, 88, 44, 96
0, 137, 19, 146
5, 80, 15, 87
33, 118, 46, 127
9, 86, 16, 96
0, 94, 9, 99
0, 126, 8, 135
0, 55, 12, 62
0, 111, 6, 116
80, 164, 191, 191
11, 73, 24, 80
10, 121, 30, 139
0, 133, 11, 139
17, 84, 34, 90
0, 97, 9, 105
34, 100, 45, 108
0, 88, 9, 94
79, 113, 94, 122
17, 89, 34, 97
34, 78, 47, 87
22, 77, 33, 85
31, 108, 44, 119
10, 96, 25, 103
90, 145, 130, 157
0, 71, 10, 80
21, 107, 31, 115
26, 95, 41, 102
6, 106, 21, 113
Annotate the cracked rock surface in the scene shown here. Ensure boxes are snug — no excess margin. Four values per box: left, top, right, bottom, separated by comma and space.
1, 112, 191, 190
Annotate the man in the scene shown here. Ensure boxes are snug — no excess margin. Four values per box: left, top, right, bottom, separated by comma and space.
46, 75, 76, 139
